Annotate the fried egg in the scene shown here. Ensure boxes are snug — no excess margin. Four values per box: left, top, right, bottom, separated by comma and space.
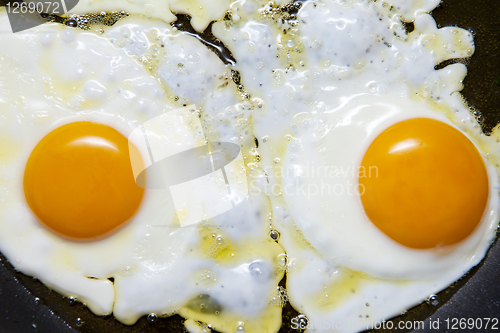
212, 0, 500, 331
0, 8, 285, 332
281, 93, 498, 330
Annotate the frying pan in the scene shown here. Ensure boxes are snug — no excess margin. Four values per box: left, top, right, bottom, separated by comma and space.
0, 0, 499, 332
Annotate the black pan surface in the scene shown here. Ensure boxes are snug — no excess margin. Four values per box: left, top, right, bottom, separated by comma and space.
0, 0, 499, 332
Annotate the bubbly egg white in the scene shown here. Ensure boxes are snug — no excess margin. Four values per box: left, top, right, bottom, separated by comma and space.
69, 0, 220, 31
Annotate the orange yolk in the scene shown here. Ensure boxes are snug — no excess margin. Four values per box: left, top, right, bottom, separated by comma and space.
359, 118, 489, 249
24, 122, 145, 239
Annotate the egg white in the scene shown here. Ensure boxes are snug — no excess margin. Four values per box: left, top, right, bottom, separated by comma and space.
68, 0, 226, 32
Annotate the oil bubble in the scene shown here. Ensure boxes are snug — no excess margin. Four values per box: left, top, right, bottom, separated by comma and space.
235, 322, 246, 333
147, 313, 157, 323
427, 295, 439, 306
75, 318, 84, 328
269, 230, 280, 241
66, 20, 78, 28
249, 260, 272, 282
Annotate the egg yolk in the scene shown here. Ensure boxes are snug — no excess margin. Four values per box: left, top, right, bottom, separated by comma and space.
24, 122, 144, 239
359, 118, 489, 249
